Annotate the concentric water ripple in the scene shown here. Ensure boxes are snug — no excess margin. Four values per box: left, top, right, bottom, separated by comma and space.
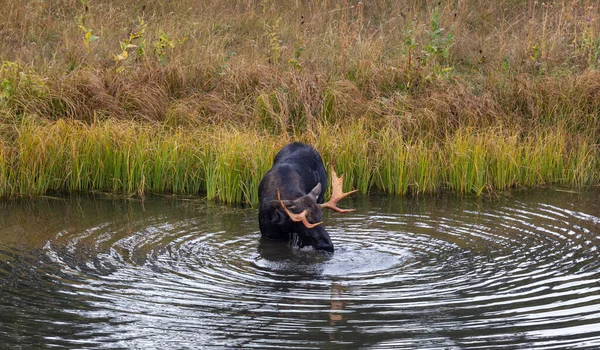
1, 189, 600, 349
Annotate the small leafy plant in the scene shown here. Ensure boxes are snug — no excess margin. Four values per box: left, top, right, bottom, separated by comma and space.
424, 10, 454, 77
288, 36, 305, 70
114, 17, 187, 71
424, 11, 454, 63
266, 17, 283, 64
77, 0, 100, 52
114, 17, 147, 72
153, 32, 187, 65
576, 18, 600, 69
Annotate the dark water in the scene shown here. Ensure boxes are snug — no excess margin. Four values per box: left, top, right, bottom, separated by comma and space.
1, 189, 600, 349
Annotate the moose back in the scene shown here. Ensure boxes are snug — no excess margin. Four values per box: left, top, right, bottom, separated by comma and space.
258, 142, 356, 252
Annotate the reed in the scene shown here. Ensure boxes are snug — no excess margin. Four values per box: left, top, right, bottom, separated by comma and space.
1, 117, 598, 204
0, 140, 10, 196
204, 130, 278, 204
312, 120, 374, 195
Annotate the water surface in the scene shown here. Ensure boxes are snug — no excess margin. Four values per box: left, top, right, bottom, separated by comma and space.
1, 189, 600, 349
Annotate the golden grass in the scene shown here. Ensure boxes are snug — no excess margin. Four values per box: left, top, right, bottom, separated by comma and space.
0, 118, 596, 204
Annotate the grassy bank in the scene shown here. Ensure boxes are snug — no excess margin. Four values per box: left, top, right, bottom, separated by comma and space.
1, 0, 599, 203
0, 118, 596, 204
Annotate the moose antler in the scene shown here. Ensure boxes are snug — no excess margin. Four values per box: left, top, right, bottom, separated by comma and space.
277, 190, 323, 229
321, 165, 358, 213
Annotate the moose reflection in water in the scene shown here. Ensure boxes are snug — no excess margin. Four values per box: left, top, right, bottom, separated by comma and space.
258, 142, 357, 252
256, 238, 351, 342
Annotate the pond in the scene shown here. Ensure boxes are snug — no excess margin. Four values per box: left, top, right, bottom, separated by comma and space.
1, 189, 600, 349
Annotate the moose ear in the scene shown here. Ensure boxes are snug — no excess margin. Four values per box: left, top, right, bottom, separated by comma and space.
308, 183, 321, 200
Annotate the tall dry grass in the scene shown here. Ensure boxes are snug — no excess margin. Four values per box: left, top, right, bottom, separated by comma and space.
0, 0, 599, 202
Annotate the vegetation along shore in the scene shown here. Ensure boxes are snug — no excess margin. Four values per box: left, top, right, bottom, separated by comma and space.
1, 0, 599, 204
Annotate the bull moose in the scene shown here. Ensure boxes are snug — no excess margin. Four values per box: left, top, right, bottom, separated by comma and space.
258, 142, 357, 252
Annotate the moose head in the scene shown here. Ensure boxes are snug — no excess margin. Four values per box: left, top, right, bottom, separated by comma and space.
274, 166, 357, 252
